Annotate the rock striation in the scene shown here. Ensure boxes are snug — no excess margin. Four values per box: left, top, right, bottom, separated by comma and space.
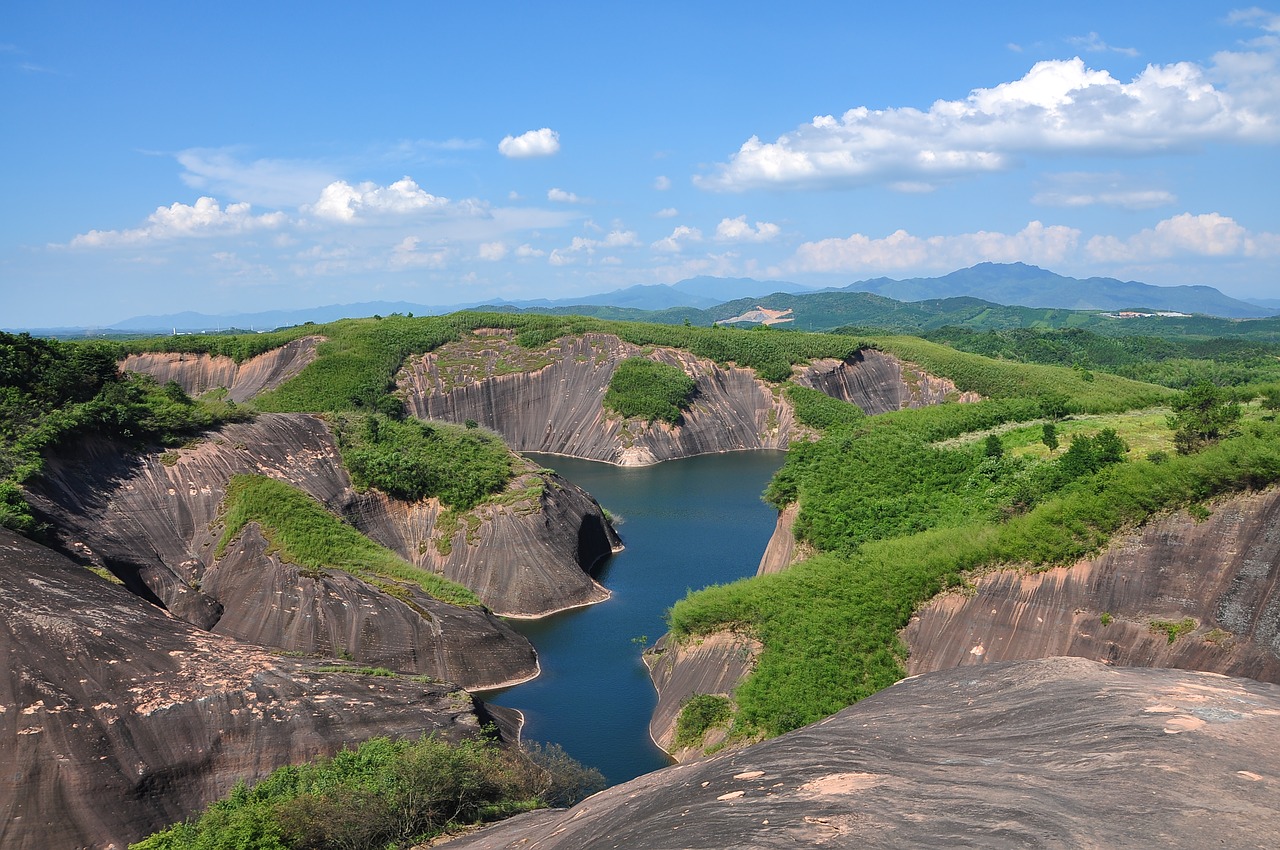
121, 335, 323, 402
794, 349, 980, 413
904, 488, 1280, 682
0, 529, 515, 850
23, 414, 617, 687
400, 331, 797, 465
446, 658, 1280, 850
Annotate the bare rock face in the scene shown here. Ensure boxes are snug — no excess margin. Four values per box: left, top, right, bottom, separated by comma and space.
399, 332, 797, 465
120, 335, 322, 402
795, 349, 980, 414
446, 658, 1280, 850
23, 414, 616, 687
0, 529, 515, 850
904, 489, 1280, 683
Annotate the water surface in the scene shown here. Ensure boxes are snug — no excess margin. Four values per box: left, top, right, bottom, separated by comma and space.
484, 451, 784, 785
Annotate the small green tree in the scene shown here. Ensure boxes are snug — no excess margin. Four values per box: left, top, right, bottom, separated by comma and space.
983, 434, 1004, 458
1041, 422, 1059, 453
1168, 381, 1241, 455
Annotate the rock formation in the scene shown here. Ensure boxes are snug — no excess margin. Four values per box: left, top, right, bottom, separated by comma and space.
0, 529, 516, 850
794, 350, 980, 413
23, 414, 618, 687
446, 658, 1280, 850
120, 335, 322, 402
904, 488, 1280, 681
400, 331, 796, 465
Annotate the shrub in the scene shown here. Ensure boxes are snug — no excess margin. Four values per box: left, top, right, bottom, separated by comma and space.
673, 694, 734, 749
602, 358, 696, 425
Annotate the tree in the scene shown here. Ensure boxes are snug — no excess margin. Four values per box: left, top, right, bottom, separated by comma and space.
1038, 391, 1070, 422
1041, 422, 1059, 453
1168, 381, 1241, 455
983, 434, 1004, 458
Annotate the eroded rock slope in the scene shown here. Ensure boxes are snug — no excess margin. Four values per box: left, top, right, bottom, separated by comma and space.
905, 488, 1280, 681
24, 414, 617, 687
121, 335, 322, 402
448, 658, 1280, 850
0, 529, 514, 850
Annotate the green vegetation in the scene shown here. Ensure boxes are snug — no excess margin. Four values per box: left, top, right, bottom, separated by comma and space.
332, 413, 513, 510
1, 331, 244, 534
670, 420, 1280, 736
785, 384, 865, 430
130, 734, 604, 850
1150, 617, 1197, 644
602, 358, 697, 424
1168, 381, 1242, 455
673, 694, 734, 749
217, 475, 480, 606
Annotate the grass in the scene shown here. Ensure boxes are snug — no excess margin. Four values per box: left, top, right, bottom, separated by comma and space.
602, 357, 697, 424
216, 474, 481, 607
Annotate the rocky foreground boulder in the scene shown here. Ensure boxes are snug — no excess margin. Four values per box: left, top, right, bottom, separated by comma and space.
447, 657, 1280, 850
0, 529, 515, 850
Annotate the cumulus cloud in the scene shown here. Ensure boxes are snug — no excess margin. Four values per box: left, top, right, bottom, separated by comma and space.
651, 225, 704, 253
654, 175, 672, 190
1086, 212, 1280, 261
515, 243, 546, 258
548, 230, 640, 265
498, 127, 561, 158
308, 177, 449, 221
389, 236, 449, 269
697, 47, 1280, 191
547, 187, 587, 204
786, 221, 1081, 273
655, 207, 679, 218
715, 215, 781, 242
70, 197, 286, 247
478, 241, 509, 261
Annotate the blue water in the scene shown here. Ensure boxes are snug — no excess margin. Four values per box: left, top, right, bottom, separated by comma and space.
482, 451, 785, 786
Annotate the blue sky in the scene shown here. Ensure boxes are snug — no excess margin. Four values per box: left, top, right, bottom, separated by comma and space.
2, 1, 1278, 327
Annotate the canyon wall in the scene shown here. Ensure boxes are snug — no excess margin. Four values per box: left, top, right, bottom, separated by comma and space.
24, 414, 618, 688
904, 488, 1280, 681
121, 335, 323, 402
0, 529, 514, 850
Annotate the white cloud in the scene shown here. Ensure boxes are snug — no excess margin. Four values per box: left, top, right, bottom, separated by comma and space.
70, 197, 286, 247
177, 148, 337, 208
715, 215, 781, 242
654, 175, 671, 190
549, 230, 640, 265
1067, 32, 1140, 57
697, 46, 1280, 191
651, 225, 704, 253
547, 187, 587, 204
786, 221, 1081, 273
498, 127, 561, 158
1086, 212, 1280, 261
308, 177, 449, 221
389, 236, 449, 269
655, 207, 679, 218
515, 243, 545, 258
1033, 188, 1176, 208
478, 241, 509, 261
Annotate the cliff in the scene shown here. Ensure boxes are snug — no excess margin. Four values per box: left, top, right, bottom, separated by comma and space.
794, 350, 980, 413
399, 331, 795, 465
445, 658, 1280, 850
0, 529, 516, 850
120, 335, 322, 402
903, 488, 1280, 681
23, 414, 617, 687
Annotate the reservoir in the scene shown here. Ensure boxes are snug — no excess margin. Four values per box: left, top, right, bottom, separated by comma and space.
484, 450, 785, 785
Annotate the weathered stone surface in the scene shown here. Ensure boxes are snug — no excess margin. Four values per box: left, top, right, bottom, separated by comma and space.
644, 631, 760, 758
121, 335, 322, 402
795, 349, 980, 413
400, 332, 797, 465
904, 488, 1280, 683
0, 529, 515, 850
446, 658, 1280, 850
22, 414, 616, 686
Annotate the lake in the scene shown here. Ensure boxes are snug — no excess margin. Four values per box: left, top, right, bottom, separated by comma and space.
483, 450, 785, 785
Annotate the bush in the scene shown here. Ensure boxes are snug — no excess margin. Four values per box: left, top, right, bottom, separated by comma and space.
602, 358, 696, 425
673, 694, 734, 749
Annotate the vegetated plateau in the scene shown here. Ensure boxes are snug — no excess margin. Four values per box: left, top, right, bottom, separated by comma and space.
3, 303, 1280, 850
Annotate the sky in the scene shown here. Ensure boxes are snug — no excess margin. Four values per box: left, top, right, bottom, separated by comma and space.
2, 1, 1278, 327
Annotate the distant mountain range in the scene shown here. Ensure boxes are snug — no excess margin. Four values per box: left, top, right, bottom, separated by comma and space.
11, 264, 1273, 335
835, 263, 1271, 320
